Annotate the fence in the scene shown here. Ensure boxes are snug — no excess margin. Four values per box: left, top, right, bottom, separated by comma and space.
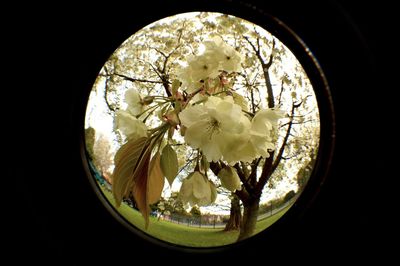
159, 213, 227, 229
158, 198, 296, 229
257, 197, 297, 221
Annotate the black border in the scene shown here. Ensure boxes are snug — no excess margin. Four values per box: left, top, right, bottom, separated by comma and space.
10, 0, 385, 263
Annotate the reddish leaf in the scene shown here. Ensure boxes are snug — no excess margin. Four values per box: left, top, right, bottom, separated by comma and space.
147, 152, 164, 205
112, 137, 148, 207
131, 146, 152, 229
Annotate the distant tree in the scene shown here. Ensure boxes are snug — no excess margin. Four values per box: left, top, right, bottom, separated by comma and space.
92, 134, 113, 175
85, 127, 96, 160
296, 148, 317, 190
283, 190, 296, 202
156, 192, 187, 220
190, 205, 201, 217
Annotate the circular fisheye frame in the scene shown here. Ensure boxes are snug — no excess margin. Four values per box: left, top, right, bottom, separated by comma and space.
82, 11, 333, 248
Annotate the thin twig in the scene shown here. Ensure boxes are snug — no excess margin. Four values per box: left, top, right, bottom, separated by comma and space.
112, 73, 164, 84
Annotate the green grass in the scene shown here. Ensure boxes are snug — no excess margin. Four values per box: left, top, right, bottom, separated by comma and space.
99, 186, 290, 247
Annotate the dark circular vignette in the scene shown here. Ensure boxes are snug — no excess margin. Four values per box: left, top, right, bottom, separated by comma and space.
76, 0, 335, 255
13, 0, 381, 264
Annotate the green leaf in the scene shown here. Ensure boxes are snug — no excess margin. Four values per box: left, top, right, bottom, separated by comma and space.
112, 137, 148, 207
160, 144, 179, 186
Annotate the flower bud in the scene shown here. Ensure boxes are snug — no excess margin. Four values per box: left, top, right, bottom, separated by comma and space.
142, 96, 154, 105
178, 171, 216, 206
218, 166, 242, 192
163, 110, 180, 127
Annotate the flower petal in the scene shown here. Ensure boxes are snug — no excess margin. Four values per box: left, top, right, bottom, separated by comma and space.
179, 105, 207, 128
114, 110, 147, 140
184, 120, 210, 148
192, 172, 211, 200
124, 88, 143, 116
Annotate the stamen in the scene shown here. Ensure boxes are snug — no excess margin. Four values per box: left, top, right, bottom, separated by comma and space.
206, 118, 221, 139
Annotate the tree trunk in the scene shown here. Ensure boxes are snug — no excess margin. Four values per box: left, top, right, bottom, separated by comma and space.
237, 198, 260, 241
224, 194, 242, 231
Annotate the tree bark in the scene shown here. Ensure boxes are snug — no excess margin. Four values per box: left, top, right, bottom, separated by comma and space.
224, 194, 242, 231
237, 198, 260, 241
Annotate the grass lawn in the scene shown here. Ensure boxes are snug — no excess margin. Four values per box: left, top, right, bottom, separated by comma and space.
99, 186, 290, 247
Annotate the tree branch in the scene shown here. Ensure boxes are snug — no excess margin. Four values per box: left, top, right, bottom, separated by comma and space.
265, 39, 275, 68
148, 63, 163, 81
263, 39, 276, 108
255, 153, 274, 195
282, 151, 301, 160
243, 36, 259, 55
234, 163, 253, 193
148, 63, 172, 97
102, 66, 116, 112
209, 161, 222, 176
279, 119, 315, 128
153, 45, 180, 73
249, 158, 261, 187
153, 47, 168, 59
177, 25, 184, 44
243, 35, 275, 108
104, 78, 116, 112
111, 73, 164, 84
235, 188, 249, 204
271, 104, 296, 173
210, 161, 250, 204
293, 95, 312, 108
254, 86, 301, 194
250, 83, 256, 113
240, 161, 250, 179
278, 79, 284, 106
151, 48, 175, 97
269, 94, 311, 173
177, 157, 197, 176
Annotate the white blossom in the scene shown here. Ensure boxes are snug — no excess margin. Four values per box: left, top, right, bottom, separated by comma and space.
179, 96, 251, 163
177, 54, 220, 93
178, 171, 216, 206
218, 166, 242, 192
222, 108, 285, 162
124, 88, 143, 116
178, 36, 243, 92
204, 36, 243, 73
237, 108, 285, 160
114, 110, 147, 140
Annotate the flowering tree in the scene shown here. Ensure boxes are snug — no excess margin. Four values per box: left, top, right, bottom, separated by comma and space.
87, 12, 319, 242
92, 134, 113, 176
154, 192, 187, 220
